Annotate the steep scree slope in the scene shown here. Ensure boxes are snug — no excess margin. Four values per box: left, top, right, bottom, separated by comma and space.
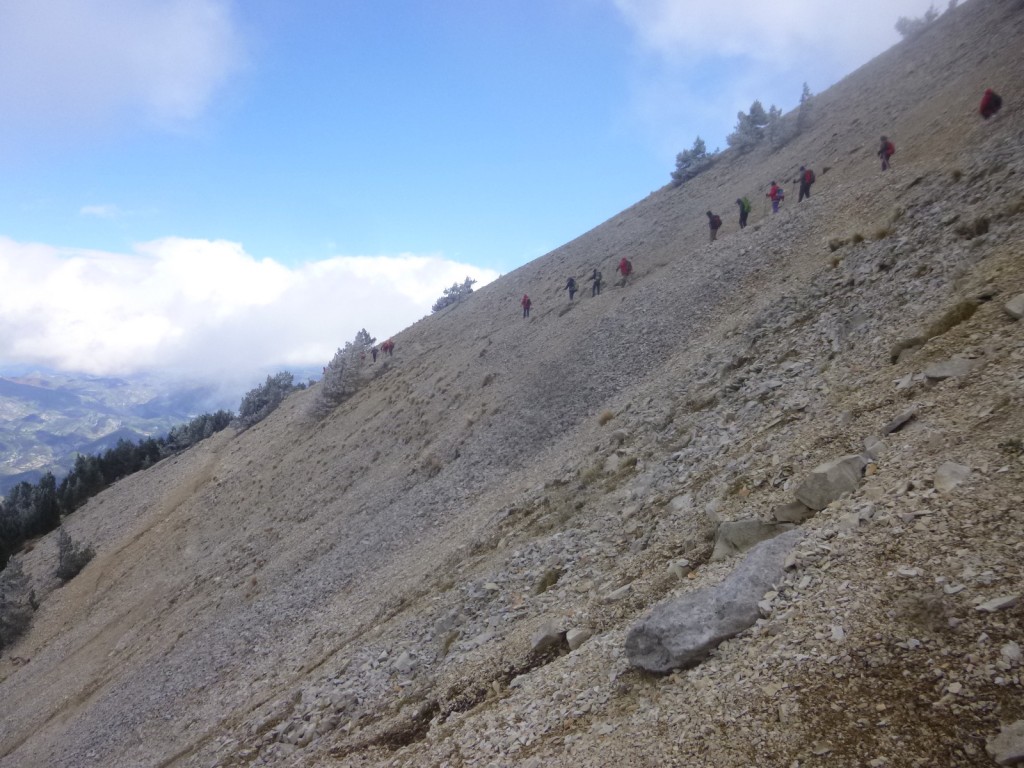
2, 1, 1024, 766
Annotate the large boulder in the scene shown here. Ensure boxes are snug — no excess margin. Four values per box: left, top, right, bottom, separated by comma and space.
794, 454, 866, 510
626, 529, 802, 673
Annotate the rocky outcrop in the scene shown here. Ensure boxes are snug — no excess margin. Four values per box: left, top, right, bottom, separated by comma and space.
625, 529, 802, 673
794, 454, 866, 510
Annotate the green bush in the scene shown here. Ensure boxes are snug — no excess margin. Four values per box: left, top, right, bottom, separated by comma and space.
56, 528, 95, 583
0, 558, 35, 649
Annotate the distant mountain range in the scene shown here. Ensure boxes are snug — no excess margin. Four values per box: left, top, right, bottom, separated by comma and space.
0, 371, 250, 495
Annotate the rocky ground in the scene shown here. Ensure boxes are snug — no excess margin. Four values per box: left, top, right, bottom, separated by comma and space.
2, 1, 1024, 766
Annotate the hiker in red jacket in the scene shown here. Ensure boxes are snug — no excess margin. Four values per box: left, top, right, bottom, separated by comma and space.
381, 339, 395, 356
797, 166, 815, 202
767, 181, 784, 213
878, 136, 895, 171
979, 89, 1003, 119
616, 257, 633, 285
521, 294, 531, 318
706, 210, 722, 242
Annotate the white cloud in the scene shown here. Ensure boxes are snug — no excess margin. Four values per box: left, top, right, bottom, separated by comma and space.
80, 204, 123, 219
0, 236, 499, 380
0, 0, 245, 142
611, 0, 943, 153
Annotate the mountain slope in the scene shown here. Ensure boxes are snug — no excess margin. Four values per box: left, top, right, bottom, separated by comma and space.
3, 1, 1024, 766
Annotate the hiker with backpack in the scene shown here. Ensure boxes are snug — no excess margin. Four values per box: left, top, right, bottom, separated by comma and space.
797, 166, 816, 202
565, 276, 577, 301
707, 211, 723, 242
521, 294, 532, 318
589, 268, 602, 297
616, 257, 633, 285
979, 89, 1003, 119
381, 339, 395, 357
736, 197, 751, 228
878, 136, 895, 171
767, 181, 784, 213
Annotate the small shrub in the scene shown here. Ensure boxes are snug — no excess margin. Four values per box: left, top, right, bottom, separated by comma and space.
598, 410, 615, 426
238, 371, 300, 429
851, 233, 865, 244
951, 169, 963, 182
432, 277, 477, 313
830, 256, 842, 269
0, 558, 35, 649
56, 528, 95, 582
895, 4, 939, 38
874, 226, 891, 240
828, 238, 848, 252
954, 217, 990, 239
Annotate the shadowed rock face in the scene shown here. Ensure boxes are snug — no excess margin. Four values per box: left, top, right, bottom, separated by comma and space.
626, 529, 802, 673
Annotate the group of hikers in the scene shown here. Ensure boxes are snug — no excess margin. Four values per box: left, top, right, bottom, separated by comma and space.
366, 338, 395, 362
514, 87, 1004, 318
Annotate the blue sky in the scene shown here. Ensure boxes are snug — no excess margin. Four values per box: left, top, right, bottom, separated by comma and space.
0, 0, 941, 385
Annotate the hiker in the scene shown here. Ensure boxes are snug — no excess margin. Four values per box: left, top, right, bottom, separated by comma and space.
616, 257, 633, 285
878, 136, 895, 171
797, 166, 816, 202
565, 276, 577, 301
979, 88, 1003, 119
736, 197, 751, 228
371, 346, 378, 363
521, 294, 531, 318
767, 181, 784, 213
706, 210, 722, 242
382, 339, 395, 357
589, 268, 602, 297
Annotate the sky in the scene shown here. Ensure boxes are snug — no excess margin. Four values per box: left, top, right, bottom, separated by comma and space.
0, 0, 944, 387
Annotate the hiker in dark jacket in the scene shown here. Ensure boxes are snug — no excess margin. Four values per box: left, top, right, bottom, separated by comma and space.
797, 166, 815, 202
521, 294, 531, 318
589, 268, 602, 297
706, 211, 722, 242
878, 136, 895, 171
736, 197, 750, 228
979, 89, 1003, 119
371, 346, 378, 363
565, 276, 577, 301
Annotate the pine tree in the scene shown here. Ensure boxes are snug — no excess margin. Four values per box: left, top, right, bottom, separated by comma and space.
0, 558, 34, 649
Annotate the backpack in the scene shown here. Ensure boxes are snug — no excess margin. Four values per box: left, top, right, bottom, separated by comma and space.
805, 170, 815, 185
740, 198, 751, 214
710, 215, 722, 229
886, 141, 895, 156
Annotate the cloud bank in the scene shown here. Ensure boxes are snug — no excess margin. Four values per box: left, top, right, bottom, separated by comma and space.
0, 236, 498, 381
612, 0, 942, 152
0, 0, 245, 144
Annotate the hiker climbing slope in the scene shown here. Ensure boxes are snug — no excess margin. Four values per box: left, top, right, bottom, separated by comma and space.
767, 181, 784, 213
707, 211, 722, 242
878, 136, 895, 171
616, 257, 633, 286
736, 197, 751, 229
565, 276, 577, 301
797, 166, 815, 202
589, 268, 602, 297
979, 88, 1003, 119
521, 294, 532, 318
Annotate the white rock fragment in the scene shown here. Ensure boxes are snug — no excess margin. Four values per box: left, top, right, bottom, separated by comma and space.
934, 461, 970, 492
976, 595, 1020, 613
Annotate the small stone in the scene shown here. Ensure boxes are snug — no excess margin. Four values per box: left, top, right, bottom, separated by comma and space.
1002, 642, 1022, 664
1004, 293, 1024, 320
977, 595, 1020, 613
934, 461, 970, 492
924, 357, 976, 381
883, 408, 916, 435
566, 628, 593, 651
986, 720, 1024, 766
603, 584, 632, 603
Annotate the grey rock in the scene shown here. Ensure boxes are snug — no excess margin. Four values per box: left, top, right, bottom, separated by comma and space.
626, 529, 803, 673
711, 519, 796, 561
924, 356, 976, 380
863, 435, 887, 460
1004, 293, 1024, 320
669, 493, 694, 513
795, 454, 866, 510
772, 500, 816, 524
530, 622, 565, 653
986, 720, 1024, 766
566, 628, 593, 651
882, 407, 916, 435
976, 595, 1020, 613
934, 461, 970, 492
